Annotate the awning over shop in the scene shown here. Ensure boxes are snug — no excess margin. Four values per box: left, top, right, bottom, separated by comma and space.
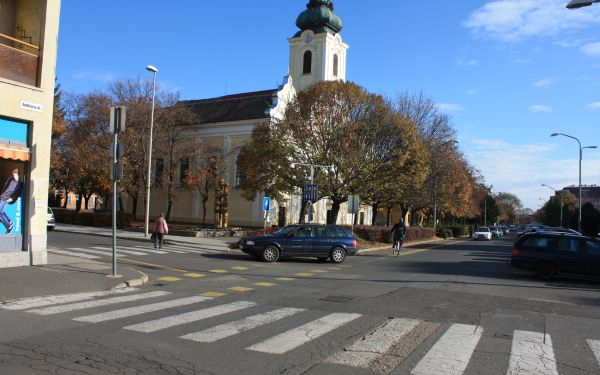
0, 144, 30, 161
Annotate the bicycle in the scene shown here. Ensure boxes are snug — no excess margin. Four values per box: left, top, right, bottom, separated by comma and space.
392, 240, 403, 256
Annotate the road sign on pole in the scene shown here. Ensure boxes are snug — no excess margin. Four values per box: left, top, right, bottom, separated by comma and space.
348, 195, 360, 215
304, 184, 318, 202
263, 197, 271, 235
110, 106, 127, 134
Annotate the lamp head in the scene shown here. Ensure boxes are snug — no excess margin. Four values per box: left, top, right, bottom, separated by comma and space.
567, 0, 595, 9
551, 133, 560, 137
146, 65, 158, 73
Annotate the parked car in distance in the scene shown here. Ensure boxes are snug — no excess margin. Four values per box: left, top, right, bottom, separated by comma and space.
239, 224, 358, 264
501, 226, 509, 235
490, 226, 502, 238
511, 232, 600, 280
474, 227, 492, 241
517, 224, 543, 237
508, 225, 517, 234
47, 207, 55, 230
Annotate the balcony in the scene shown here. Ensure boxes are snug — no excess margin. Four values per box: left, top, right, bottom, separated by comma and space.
0, 32, 39, 86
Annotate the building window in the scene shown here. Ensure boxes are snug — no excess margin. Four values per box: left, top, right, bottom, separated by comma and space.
154, 158, 164, 187
235, 155, 246, 188
0, 0, 45, 86
333, 54, 339, 77
178, 158, 189, 186
303, 50, 312, 74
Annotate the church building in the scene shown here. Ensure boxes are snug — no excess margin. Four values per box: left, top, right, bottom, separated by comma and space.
132, 0, 371, 228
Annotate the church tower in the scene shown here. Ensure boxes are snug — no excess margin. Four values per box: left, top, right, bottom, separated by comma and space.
288, 0, 349, 92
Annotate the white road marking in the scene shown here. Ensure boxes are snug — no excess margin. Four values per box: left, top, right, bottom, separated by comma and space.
123, 301, 257, 333
118, 245, 168, 255
27, 291, 170, 315
587, 339, 600, 367
73, 296, 212, 323
180, 307, 305, 343
91, 246, 147, 256
0, 288, 138, 310
326, 318, 422, 367
247, 312, 362, 354
66, 247, 124, 258
507, 330, 558, 375
48, 249, 101, 259
411, 323, 483, 375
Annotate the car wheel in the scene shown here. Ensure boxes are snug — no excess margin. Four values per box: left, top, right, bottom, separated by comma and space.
261, 246, 280, 263
330, 247, 346, 264
534, 261, 556, 281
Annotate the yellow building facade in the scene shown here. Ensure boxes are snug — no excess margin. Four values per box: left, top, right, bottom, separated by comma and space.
0, 0, 61, 267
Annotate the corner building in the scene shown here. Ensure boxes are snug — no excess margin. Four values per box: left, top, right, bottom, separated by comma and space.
133, 1, 371, 227
0, 0, 61, 267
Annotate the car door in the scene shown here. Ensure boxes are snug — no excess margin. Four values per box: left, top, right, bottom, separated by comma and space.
556, 237, 587, 274
284, 226, 313, 256
583, 239, 600, 276
312, 226, 334, 256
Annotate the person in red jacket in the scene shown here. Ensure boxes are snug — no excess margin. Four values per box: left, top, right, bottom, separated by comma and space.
152, 213, 169, 249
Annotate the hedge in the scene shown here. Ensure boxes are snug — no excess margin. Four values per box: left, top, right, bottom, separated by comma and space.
344, 225, 435, 243
52, 208, 132, 229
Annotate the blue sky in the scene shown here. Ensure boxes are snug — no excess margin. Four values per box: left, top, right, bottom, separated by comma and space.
56, 0, 600, 210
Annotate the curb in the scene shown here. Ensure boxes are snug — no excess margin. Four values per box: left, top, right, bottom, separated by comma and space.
112, 268, 149, 289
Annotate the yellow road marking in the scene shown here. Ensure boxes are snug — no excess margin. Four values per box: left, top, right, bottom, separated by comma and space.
398, 248, 433, 257
255, 282, 276, 287
158, 276, 182, 282
184, 273, 206, 278
229, 287, 254, 292
231, 266, 248, 270
311, 269, 328, 273
200, 292, 226, 297
327, 267, 342, 270
276, 277, 295, 281
118, 259, 188, 273
294, 273, 314, 277
209, 269, 228, 273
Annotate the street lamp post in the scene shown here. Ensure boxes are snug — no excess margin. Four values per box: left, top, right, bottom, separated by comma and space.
144, 65, 158, 238
550, 133, 597, 233
291, 162, 332, 223
541, 184, 566, 227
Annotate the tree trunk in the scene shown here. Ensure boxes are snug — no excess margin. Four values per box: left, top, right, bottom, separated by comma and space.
298, 201, 306, 224
386, 206, 392, 226
131, 196, 138, 221
119, 197, 124, 213
371, 203, 379, 226
75, 191, 82, 212
62, 188, 68, 208
166, 200, 173, 221
329, 201, 342, 225
201, 192, 208, 226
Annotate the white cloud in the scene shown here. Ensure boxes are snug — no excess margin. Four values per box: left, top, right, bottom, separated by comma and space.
582, 42, 600, 56
466, 89, 479, 95
533, 78, 555, 88
530, 104, 553, 113
587, 102, 600, 108
464, 0, 600, 42
436, 103, 466, 112
72, 69, 116, 83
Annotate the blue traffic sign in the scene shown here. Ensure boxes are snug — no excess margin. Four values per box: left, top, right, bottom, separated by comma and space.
263, 197, 271, 212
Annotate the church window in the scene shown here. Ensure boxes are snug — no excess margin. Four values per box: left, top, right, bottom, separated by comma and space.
235, 155, 247, 187
333, 54, 339, 77
178, 158, 190, 186
154, 158, 164, 187
303, 51, 312, 74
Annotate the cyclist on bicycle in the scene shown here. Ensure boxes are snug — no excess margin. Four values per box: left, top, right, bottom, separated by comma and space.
391, 218, 407, 255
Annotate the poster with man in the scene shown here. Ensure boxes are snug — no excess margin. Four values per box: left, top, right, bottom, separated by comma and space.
0, 168, 23, 234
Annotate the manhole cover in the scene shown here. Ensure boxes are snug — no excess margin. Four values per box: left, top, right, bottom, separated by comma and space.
320, 295, 355, 303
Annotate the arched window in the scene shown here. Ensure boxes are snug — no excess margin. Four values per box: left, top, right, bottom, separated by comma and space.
333, 54, 339, 77
303, 50, 312, 74
235, 155, 246, 187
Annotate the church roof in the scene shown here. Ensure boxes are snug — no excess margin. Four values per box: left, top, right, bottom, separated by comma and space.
181, 89, 276, 124
296, 0, 343, 36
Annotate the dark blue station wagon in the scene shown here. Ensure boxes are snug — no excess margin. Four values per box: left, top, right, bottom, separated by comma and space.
239, 224, 359, 263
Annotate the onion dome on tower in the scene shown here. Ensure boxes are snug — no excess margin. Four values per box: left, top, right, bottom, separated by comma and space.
295, 0, 343, 36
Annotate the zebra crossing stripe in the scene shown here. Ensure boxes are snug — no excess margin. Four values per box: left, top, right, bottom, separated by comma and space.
118, 246, 168, 255
180, 307, 305, 343
0, 288, 138, 311
411, 323, 483, 375
326, 318, 422, 367
123, 301, 257, 333
27, 291, 170, 316
91, 246, 147, 256
66, 248, 124, 258
507, 330, 558, 375
587, 340, 600, 367
73, 296, 212, 323
49, 249, 101, 259
247, 312, 362, 354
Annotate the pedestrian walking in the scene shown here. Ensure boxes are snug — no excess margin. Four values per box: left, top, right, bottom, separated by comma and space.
152, 213, 169, 249
391, 218, 407, 256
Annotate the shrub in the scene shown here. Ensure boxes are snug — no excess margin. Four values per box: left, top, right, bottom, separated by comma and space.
52, 208, 132, 229
343, 225, 435, 243
435, 225, 453, 239
448, 225, 469, 238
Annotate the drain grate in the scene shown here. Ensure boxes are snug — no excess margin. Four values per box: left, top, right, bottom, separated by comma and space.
319, 295, 355, 303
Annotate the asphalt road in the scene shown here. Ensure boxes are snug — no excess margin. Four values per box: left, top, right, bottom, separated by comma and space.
1, 232, 600, 375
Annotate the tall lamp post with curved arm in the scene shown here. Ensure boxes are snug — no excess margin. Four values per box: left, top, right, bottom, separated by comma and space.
550, 133, 597, 233
566, 0, 600, 9
144, 65, 158, 238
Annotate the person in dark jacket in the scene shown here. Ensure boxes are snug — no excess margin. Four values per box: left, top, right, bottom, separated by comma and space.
391, 218, 407, 255
152, 212, 169, 249
0, 169, 23, 234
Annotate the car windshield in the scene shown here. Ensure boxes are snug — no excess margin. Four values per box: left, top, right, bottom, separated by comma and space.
271, 226, 297, 237
477, 227, 490, 232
